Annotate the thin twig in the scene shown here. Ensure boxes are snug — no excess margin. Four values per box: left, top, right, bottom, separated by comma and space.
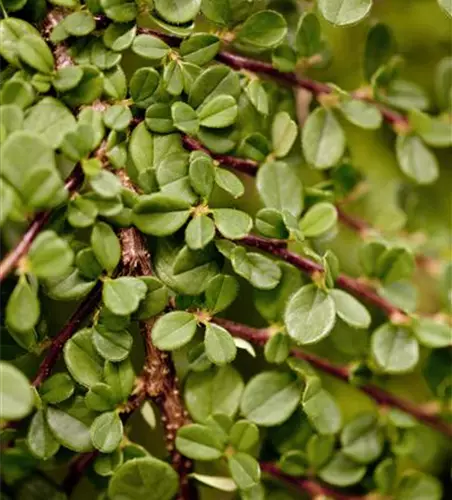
0, 165, 84, 283
238, 234, 404, 320
211, 317, 452, 437
261, 462, 364, 500
32, 283, 101, 387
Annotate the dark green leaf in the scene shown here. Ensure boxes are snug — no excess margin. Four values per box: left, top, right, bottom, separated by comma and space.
152, 311, 197, 350
136, 276, 169, 320
180, 33, 220, 65
63, 328, 104, 388
302, 108, 345, 169
364, 23, 395, 81
295, 12, 322, 57
284, 284, 336, 345
374, 458, 396, 494
175, 423, 224, 460
0, 361, 34, 420
91, 221, 121, 274
189, 65, 240, 110
104, 358, 135, 403
307, 434, 335, 469
103, 22, 136, 51
108, 457, 179, 500
236, 10, 287, 48
103, 277, 147, 316
371, 323, 419, 373
279, 450, 309, 476
240, 371, 302, 426
228, 452, 260, 490
184, 366, 244, 423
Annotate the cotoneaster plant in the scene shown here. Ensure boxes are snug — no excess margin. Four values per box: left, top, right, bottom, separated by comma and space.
0, 1, 451, 499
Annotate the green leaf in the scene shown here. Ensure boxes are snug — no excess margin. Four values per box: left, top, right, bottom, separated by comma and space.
103, 277, 147, 316
212, 208, 252, 239
279, 450, 309, 476
264, 332, 290, 365
1, 79, 35, 109
53, 66, 83, 92
60, 123, 95, 162
214, 168, 244, 198
103, 22, 136, 51
257, 161, 303, 218
189, 65, 240, 110
437, 0, 452, 18
45, 269, 96, 301
63, 11, 95, 36
318, 0, 372, 26
136, 277, 169, 320
396, 134, 438, 184
374, 458, 396, 494
338, 99, 382, 129
255, 208, 289, 239
18, 34, 54, 74
27, 410, 60, 460
395, 471, 442, 500
24, 97, 76, 149
0, 18, 40, 66
232, 247, 281, 290
6, 276, 40, 334
154, 0, 201, 23
94, 448, 124, 477
90, 411, 123, 453
295, 12, 322, 57
90, 170, 122, 199
359, 241, 387, 278
103, 104, 132, 131
319, 451, 366, 486
413, 318, 451, 348
62, 65, 104, 107
236, 10, 287, 48
104, 358, 135, 402
91, 222, 121, 274
272, 112, 298, 158
240, 371, 302, 426
154, 238, 220, 295
100, 0, 137, 22
185, 215, 216, 250
108, 457, 179, 500
189, 154, 215, 199
303, 388, 342, 435
205, 274, 239, 313
285, 284, 336, 345
129, 67, 160, 108
228, 452, 261, 490
63, 328, 104, 388
364, 23, 395, 81
175, 423, 224, 460
197, 94, 238, 129
132, 34, 170, 62
46, 406, 93, 452
254, 263, 302, 323
299, 202, 337, 238
204, 323, 237, 366
180, 33, 220, 66
409, 109, 452, 147
132, 193, 191, 236
376, 246, 415, 285
435, 57, 452, 110
341, 413, 383, 464
172, 101, 199, 135
2, 131, 64, 209
307, 434, 335, 469
371, 323, 419, 373
163, 59, 184, 96
92, 326, 133, 362
330, 289, 371, 329
85, 383, 118, 412
185, 366, 244, 423
229, 420, 259, 452
302, 108, 346, 169
152, 311, 197, 350
29, 231, 74, 279
40, 373, 74, 404
0, 362, 34, 420
190, 474, 237, 492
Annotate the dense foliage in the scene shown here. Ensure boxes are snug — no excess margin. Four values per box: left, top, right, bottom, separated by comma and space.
0, 1, 451, 499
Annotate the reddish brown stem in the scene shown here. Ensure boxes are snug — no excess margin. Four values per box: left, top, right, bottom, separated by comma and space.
0, 165, 84, 283
336, 206, 371, 235
261, 462, 364, 500
32, 283, 101, 387
182, 135, 259, 176
211, 317, 452, 437
239, 234, 403, 319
